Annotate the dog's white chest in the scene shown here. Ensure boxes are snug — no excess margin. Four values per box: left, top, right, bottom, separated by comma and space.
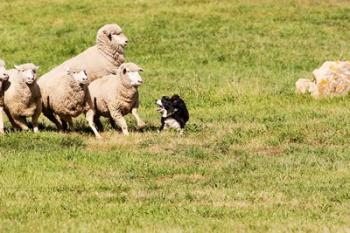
164, 118, 181, 129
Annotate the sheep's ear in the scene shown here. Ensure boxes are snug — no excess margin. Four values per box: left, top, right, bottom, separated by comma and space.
139, 67, 144, 72
35, 65, 40, 70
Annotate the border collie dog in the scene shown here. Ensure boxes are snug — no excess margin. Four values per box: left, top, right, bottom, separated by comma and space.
156, 95, 189, 134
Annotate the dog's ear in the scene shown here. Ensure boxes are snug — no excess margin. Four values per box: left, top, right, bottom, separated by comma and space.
171, 95, 181, 102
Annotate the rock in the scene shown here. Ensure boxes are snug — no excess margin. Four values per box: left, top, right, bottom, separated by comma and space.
311, 61, 350, 98
295, 78, 316, 94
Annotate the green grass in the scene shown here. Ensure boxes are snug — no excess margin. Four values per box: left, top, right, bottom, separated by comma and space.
1, 0, 350, 232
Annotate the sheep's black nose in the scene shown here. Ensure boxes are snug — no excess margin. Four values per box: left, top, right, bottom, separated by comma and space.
125, 40, 128, 44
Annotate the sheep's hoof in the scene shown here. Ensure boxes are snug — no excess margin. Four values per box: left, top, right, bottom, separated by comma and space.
33, 127, 39, 133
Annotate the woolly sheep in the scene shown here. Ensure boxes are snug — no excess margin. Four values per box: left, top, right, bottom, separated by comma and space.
0, 59, 9, 134
38, 67, 101, 138
39, 24, 128, 84
88, 62, 145, 135
3, 63, 41, 132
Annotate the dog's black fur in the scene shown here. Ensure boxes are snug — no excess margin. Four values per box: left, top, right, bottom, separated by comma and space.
156, 94, 189, 132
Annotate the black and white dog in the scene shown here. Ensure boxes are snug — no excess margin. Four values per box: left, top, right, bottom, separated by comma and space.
156, 95, 189, 134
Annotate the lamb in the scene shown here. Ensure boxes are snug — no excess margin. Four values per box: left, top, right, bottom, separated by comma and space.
0, 59, 10, 134
3, 63, 41, 132
88, 62, 145, 135
38, 67, 101, 138
39, 23, 128, 84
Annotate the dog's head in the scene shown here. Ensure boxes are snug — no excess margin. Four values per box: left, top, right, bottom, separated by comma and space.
156, 94, 187, 118
156, 96, 177, 118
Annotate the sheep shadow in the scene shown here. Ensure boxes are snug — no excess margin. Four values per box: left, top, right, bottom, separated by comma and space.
37, 122, 159, 135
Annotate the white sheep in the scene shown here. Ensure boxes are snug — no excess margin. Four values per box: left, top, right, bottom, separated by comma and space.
3, 64, 41, 132
39, 24, 128, 84
38, 67, 101, 138
88, 62, 145, 135
0, 59, 10, 134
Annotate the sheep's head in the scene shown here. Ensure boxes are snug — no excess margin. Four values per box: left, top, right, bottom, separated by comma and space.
0, 59, 9, 82
97, 24, 128, 51
118, 63, 144, 87
66, 68, 88, 86
15, 63, 39, 85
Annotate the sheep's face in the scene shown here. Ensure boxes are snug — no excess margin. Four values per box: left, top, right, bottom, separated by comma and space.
110, 32, 128, 49
120, 63, 144, 87
104, 25, 128, 49
15, 64, 39, 85
0, 66, 9, 82
67, 68, 88, 85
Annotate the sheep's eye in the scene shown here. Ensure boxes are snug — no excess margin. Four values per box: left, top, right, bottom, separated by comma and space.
33, 70, 36, 74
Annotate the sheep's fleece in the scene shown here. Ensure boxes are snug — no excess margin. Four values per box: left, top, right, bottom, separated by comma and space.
0, 59, 9, 106
39, 23, 128, 84
39, 67, 101, 138
39, 67, 89, 120
88, 62, 145, 135
3, 64, 41, 132
0, 59, 9, 134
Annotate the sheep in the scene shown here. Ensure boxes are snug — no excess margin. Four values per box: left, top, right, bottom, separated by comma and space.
88, 62, 145, 135
0, 59, 10, 134
3, 63, 41, 132
38, 67, 101, 138
39, 23, 128, 84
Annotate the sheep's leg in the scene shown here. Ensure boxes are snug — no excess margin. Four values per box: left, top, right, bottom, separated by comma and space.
0, 107, 4, 134
85, 109, 102, 139
32, 102, 42, 133
67, 117, 73, 130
43, 109, 62, 130
61, 119, 68, 131
131, 108, 146, 129
12, 116, 29, 131
60, 116, 73, 131
94, 115, 104, 132
4, 108, 18, 129
110, 110, 128, 135
108, 116, 117, 129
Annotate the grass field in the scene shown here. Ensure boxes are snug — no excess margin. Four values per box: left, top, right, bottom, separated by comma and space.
1, 0, 350, 232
